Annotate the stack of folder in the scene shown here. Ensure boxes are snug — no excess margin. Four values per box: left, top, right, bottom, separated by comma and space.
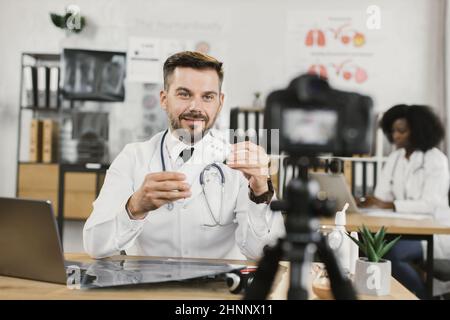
22, 66, 60, 109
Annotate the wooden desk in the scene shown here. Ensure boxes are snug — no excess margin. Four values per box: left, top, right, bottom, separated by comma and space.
273, 262, 417, 300
320, 213, 450, 299
321, 213, 450, 235
0, 253, 416, 300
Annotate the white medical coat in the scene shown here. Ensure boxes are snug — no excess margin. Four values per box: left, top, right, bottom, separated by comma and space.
375, 147, 450, 295
83, 130, 286, 260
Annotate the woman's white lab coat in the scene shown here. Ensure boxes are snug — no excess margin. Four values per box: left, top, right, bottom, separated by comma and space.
375, 147, 450, 294
83, 130, 286, 260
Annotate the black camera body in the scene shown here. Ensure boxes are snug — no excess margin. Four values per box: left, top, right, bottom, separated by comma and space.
264, 74, 373, 157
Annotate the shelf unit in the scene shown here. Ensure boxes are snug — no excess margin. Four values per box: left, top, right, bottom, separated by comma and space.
15, 52, 109, 240
17, 53, 61, 168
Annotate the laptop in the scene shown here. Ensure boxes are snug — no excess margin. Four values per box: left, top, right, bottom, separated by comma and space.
0, 197, 244, 287
309, 172, 361, 214
308, 173, 431, 221
0, 197, 80, 284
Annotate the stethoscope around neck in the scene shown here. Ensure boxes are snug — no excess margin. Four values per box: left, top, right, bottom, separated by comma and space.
160, 129, 229, 227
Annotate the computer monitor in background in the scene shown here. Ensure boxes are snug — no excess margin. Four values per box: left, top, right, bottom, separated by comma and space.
61, 48, 126, 102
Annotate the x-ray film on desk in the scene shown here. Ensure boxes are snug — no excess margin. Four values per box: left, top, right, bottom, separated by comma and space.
71, 259, 245, 289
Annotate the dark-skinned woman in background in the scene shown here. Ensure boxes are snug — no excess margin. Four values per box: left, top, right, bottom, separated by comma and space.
359, 104, 450, 299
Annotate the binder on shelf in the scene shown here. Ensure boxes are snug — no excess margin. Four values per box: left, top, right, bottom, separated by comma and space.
29, 119, 43, 162
42, 119, 59, 163
49, 67, 60, 109
22, 66, 38, 107
37, 66, 49, 108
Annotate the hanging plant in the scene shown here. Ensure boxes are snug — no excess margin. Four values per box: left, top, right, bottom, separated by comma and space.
50, 5, 86, 34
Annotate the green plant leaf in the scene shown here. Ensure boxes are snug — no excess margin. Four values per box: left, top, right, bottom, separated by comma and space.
367, 238, 379, 262
378, 235, 401, 259
50, 13, 65, 29
376, 239, 387, 257
64, 12, 72, 22
345, 232, 367, 256
373, 226, 386, 252
361, 225, 375, 247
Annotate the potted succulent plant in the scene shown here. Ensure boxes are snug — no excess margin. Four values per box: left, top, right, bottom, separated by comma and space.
347, 225, 401, 296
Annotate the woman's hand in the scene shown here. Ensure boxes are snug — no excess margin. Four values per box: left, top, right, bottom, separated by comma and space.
357, 195, 395, 210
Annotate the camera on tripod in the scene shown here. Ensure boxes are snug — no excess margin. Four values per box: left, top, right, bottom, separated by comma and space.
264, 73, 373, 157
245, 74, 373, 300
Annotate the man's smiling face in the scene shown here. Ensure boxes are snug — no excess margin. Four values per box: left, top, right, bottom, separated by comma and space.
160, 67, 224, 143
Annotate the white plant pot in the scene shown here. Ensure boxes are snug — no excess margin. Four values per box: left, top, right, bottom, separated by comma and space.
354, 258, 391, 296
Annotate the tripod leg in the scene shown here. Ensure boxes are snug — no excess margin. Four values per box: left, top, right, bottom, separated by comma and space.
287, 243, 314, 300
244, 240, 283, 300
316, 234, 357, 300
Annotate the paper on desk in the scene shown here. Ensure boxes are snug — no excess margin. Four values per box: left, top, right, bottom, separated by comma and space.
360, 208, 432, 220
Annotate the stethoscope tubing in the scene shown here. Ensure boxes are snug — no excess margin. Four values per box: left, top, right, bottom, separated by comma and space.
389, 150, 425, 200
160, 129, 227, 226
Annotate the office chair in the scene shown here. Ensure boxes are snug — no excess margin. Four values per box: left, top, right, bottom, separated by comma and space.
433, 259, 450, 300
434, 259, 450, 282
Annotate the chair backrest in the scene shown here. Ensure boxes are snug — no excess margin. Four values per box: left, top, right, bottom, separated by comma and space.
229, 107, 264, 145
448, 186, 450, 206
434, 259, 450, 282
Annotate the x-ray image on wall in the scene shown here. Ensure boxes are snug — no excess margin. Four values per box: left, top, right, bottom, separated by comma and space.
71, 112, 110, 163
72, 112, 109, 141
62, 49, 126, 102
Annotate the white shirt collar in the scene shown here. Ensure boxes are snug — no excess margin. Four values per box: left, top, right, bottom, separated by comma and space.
165, 129, 212, 164
166, 129, 190, 163
397, 148, 423, 161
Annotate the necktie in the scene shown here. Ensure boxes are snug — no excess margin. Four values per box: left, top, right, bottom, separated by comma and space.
179, 147, 194, 163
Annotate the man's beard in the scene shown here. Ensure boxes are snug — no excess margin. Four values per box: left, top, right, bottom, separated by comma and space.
169, 110, 215, 145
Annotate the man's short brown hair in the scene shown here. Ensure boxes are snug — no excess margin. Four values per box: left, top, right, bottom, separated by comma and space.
163, 51, 224, 91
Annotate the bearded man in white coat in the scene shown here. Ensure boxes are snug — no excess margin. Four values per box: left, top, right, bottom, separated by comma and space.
83, 51, 286, 260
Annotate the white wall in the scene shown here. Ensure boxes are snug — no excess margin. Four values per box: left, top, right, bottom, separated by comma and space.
0, 0, 446, 197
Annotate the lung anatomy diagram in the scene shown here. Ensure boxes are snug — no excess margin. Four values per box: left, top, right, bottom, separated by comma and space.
305, 23, 366, 48
308, 60, 368, 84
304, 23, 368, 84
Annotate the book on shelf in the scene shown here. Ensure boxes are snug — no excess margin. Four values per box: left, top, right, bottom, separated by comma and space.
42, 119, 59, 163
22, 66, 38, 107
49, 67, 60, 109
37, 66, 49, 108
29, 119, 43, 162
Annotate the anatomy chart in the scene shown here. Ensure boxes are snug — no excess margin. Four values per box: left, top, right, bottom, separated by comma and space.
286, 11, 374, 92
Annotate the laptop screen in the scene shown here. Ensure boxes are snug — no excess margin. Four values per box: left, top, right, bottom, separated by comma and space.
309, 172, 360, 213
